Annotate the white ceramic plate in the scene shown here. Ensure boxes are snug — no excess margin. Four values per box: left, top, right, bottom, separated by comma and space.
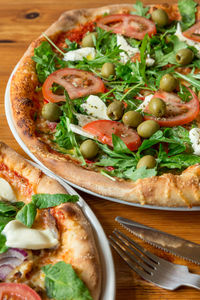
26, 159, 115, 300
5, 64, 200, 211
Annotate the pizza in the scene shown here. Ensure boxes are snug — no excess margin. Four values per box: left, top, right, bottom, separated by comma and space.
10, 0, 200, 207
0, 142, 101, 299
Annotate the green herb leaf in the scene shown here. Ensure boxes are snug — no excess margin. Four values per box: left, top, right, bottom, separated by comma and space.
178, 0, 197, 31
112, 135, 135, 155
16, 202, 37, 228
124, 166, 157, 181
0, 234, 8, 254
131, 0, 150, 18
32, 194, 79, 208
42, 261, 92, 300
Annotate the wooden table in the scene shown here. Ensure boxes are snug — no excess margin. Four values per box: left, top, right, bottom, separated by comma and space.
1, 0, 200, 299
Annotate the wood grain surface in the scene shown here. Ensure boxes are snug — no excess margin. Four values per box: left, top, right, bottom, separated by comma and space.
1, 0, 200, 299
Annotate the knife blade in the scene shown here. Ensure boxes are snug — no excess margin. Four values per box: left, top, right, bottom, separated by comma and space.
116, 216, 200, 265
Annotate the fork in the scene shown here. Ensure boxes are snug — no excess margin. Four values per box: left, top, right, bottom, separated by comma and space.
109, 229, 200, 290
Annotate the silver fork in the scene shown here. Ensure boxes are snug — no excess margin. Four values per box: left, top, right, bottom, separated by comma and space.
109, 229, 200, 290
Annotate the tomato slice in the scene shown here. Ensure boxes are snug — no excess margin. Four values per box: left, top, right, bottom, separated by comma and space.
144, 89, 199, 127
97, 14, 156, 40
0, 283, 41, 300
83, 120, 141, 151
183, 21, 200, 42
42, 68, 105, 102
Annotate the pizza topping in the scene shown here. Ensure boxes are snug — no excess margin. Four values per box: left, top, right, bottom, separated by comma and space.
70, 124, 95, 139
101, 62, 115, 78
176, 48, 194, 65
82, 32, 97, 47
137, 120, 160, 138
0, 178, 16, 202
189, 127, 200, 155
0, 283, 41, 300
42, 68, 105, 101
83, 120, 142, 151
97, 14, 156, 40
144, 89, 200, 127
117, 34, 140, 63
81, 95, 109, 120
178, 0, 197, 31
159, 74, 178, 92
42, 103, 62, 122
148, 97, 167, 118
137, 155, 156, 169
107, 101, 124, 120
2, 220, 59, 250
175, 22, 200, 53
122, 110, 144, 127
151, 9, 169, 27
80, 140, 99, 159
63, 47, 96, 61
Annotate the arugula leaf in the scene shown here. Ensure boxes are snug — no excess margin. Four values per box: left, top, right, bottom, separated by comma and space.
124, 166, 157, 181
175, 72, 200, 90
131, 0, 150, 18
0, 234, 8, 254
178, 0, 197, 31
112, 134, 135, 155
16, 202, 37, 228
42, 261, 92, 300
64, 39, 78, 52
32, 194, 79, 208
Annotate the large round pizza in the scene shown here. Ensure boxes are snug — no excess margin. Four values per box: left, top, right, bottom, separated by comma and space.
10, 0, 200, 207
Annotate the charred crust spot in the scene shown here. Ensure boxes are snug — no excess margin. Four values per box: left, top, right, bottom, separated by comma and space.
62, 204, 77, 218
21, 97, 34, 108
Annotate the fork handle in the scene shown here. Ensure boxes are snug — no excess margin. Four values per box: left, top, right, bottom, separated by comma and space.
182, 272, 200, 289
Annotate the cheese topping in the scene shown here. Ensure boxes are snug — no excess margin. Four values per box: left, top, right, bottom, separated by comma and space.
136, 94, 154, 111
63, 47, 96, 61
175, 23, 200, 54
2, 220, 58, 250
70, 124, 95, 139
75, 113, 97, 127
81, 95, 109, 120
0, 178, 16, 202
189, 128, 200, 155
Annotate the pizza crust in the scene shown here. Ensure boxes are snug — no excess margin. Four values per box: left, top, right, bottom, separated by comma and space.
0, 142, 101, 299
10, 4, 200, 207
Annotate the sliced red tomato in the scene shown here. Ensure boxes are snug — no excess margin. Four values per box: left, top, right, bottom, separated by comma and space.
97, 14, 156, 40
0, 283, 41, 300
83, 120, 141, 151
42, 68, 105, 102
144, 88, 199, 127
183, 21, 200, 42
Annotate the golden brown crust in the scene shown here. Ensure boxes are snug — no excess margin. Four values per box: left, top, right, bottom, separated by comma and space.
0, 142, 101, 299
10, 4, 200, 207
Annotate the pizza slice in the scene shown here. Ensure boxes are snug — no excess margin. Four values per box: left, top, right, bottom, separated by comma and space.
10, 0, 200, 207
0, 142, 101, 299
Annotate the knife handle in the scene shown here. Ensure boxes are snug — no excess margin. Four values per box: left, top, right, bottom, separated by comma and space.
182, 272, 200, 289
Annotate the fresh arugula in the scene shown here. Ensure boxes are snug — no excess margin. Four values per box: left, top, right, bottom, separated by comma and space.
178, 0, 197, 31
32, 194, 78, 209
124, 166, 157, 181
42, 261, 92, 300
131, 0, 150, 19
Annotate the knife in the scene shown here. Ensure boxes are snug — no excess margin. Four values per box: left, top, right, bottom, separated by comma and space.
116, 216, 200, 265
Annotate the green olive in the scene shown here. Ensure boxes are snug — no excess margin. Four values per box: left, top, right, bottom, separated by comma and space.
148, 97, 166, 117
151, 9, 169, 27
160, 74, 178, 92
122, 111, 143, 127
101, 62, 115, 78
137, 155, 156, 169
176, 48, 194, 65
82, 32, 97, 47
42, 103, 62, 122
107, 101, 124, 120
80, 140, 99, 159
137, 120, 160, 138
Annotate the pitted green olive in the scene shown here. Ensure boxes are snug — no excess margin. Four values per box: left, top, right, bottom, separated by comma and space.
160, 74, 178, 92
148, 97, 166, 117
176, 48, 194, 65
151, 9, 169, 27
137, 155, 156, 169
80, 140, 99, 159
107, 101, 124, 120
101, 62, 115, 78
82, 32, 97, 47
122, 111, 143, 127
137, 120, 160, 138
42, 103, 62, 122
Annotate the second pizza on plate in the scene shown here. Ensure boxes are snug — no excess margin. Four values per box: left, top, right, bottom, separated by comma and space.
10, 0, 200, 207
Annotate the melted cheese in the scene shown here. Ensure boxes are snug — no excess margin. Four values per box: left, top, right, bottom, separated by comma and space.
81, 95, 109, 120
0, 178, 16, 202
70, 124, 95, 139
63, 47, 96, 61
189, 128, 200, 155
2, 220, 58, 250
175, 23, 200, 53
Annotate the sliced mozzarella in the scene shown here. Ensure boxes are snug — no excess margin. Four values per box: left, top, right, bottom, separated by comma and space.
2, 220, 58, 250
175, 23, 200, 53
75, 113, 97, 127
117, 34, 140, 63
81, 95, 110, 120
63, 47, 96, 61
70, 124, 95, 139
146, 54, 155, 67
136, 94, 154, 111
189, 128, 200, 155
0, 178, 16, 202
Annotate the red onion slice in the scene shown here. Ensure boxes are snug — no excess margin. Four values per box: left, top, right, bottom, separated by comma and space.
0, 248, 27, 261
0, 265, 13, 281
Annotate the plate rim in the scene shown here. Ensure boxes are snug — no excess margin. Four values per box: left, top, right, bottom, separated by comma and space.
5, 63, 200, 212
